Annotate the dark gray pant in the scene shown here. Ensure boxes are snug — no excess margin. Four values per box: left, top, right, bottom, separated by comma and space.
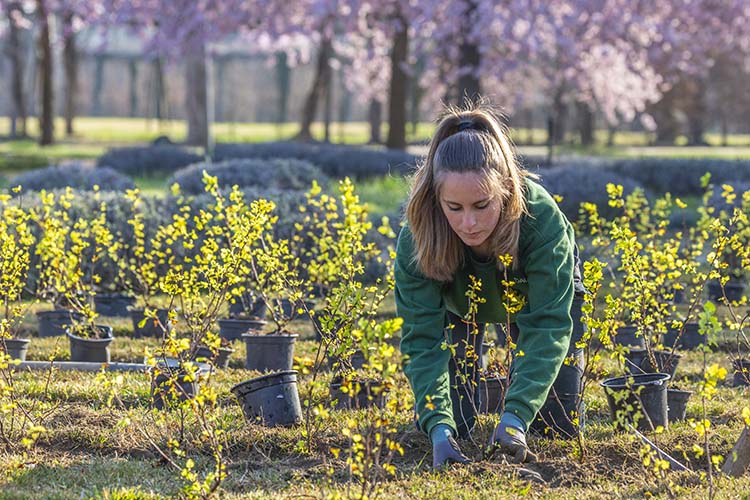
445, 295, 585, 439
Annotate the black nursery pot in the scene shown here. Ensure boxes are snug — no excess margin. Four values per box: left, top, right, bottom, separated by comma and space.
218, 318, 266, 342
94, 293, 136, 317
329, 378, 389, 410
193, 345, 234, 370
242, 333, 297, 372
130, 308, 173, 338
601, 372, 671, 431
150, 359, 211, 410
707, 280, 745, 302
478, 374, 507, 414
613, 326, 646, 348
279, 299, 315, 320
663, 323, 705, 350
36, 309, 85, 338
228, 295, 268, 319
231, 370, 302, 427
624, 348, 682, 379
1, 338, 31, 361
66, 325, 114, 363
733, 358, 750, 387
667, 388, 692, 423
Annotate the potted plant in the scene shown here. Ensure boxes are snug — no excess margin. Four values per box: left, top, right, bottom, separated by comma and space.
30, 188, 116, 361
240, 232, 303, 373
0, 193, 36, 361
704, 181, 749, 302
149, 176, 275, 407
218, 287, 267, 341
118, 189, 178, 338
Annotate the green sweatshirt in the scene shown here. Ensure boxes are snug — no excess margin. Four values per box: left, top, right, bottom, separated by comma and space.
395, 179, 575, 435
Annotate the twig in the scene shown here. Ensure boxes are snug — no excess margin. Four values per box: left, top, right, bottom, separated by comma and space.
626, 423, 692, 473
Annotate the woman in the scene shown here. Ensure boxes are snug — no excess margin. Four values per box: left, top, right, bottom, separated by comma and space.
395, 103, 585, 468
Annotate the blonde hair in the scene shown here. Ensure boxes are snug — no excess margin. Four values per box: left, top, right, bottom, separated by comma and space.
405, 101, 532, 281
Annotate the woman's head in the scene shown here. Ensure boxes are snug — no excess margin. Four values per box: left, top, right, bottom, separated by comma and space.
405, 102, 530, 281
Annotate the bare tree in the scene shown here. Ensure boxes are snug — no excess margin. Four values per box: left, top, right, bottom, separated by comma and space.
36, 0, 54, 145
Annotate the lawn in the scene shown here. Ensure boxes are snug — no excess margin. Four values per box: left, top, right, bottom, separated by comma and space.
1, 298, 749, 499
4, 117, 750, 178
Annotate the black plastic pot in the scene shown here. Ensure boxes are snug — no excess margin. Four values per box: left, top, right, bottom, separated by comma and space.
150, 358, 211, 410
218, 318, 266, 342
1, 338, 31, 361
94, 293, 136, 317
242, 333, 297, 372
624, 348, 682, 379
231, 370, 302, 426
663, 323, 705, 350
478, 374, 507, 414
667, 388, 692, 423
601, 372, 671, 431
733, 358, 750, 387
130, 308, 173, 338
707, 280, 745, 302
329, 378, 388, 410
279, 299, 315, 320
531, 350, 585, 438
66, 325, 114, 363
228, 295, 268, 319
193, 345, 234, 369
328, 347, 376, 373
612, 326, 646, 348
36, 309, 85, 338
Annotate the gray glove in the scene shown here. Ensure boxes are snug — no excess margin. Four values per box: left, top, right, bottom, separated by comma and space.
430, 424, 470, 468
488, 413, 537, 464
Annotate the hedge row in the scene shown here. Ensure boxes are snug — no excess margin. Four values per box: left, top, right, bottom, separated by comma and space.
96, 145, 202, 177
12, 163, 136, 193
212, 141, 418, 179
167, 158, 328, 195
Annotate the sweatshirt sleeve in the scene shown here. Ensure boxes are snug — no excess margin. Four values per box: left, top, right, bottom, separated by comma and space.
503, 187, 575, 430
394, 226, 456, 435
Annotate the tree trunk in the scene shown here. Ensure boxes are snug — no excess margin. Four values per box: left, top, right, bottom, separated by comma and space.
296, 38, 332, 142
323, 62, 333, 143
553, 96, 568, 144
368, 99, 382, 144
36, 0, 54, 145
152, 58, 166, 121
276, 52, 290, 125
456, 0, 480, 106
386, 15, 409, 150
722, 426, 750, 477
185, 44, 208, 147
650, 88, 679, 145
128, 59, 138, 118
62, 12, 78, 137
685, 79, 707, 146
409, 80, 423, 137
214, 56, 226, 123
337, 66, 352, 143
607, 124, 617, 146
92, 55, 105, 117
577, 101, 594, 146
5, 1, 27, 137
523, 109, 533, 145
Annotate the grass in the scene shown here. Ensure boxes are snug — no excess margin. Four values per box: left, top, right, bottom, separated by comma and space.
5, 117, 750, 178
2, 296, 750, 498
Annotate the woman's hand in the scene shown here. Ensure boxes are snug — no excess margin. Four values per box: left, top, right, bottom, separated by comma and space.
430, 424, 471, 468
488, 413, 537, 463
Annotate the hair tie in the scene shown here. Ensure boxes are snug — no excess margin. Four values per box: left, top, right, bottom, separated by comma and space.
457, 120, 474, 131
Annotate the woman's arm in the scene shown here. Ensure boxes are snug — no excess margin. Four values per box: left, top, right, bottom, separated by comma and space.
502, 184, 576, 430
395, 226, 456, 436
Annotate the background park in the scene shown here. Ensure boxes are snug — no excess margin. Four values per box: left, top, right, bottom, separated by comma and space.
1, 1, 750, 499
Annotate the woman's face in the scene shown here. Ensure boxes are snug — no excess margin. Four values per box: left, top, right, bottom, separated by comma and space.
438, 171, 502, 256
